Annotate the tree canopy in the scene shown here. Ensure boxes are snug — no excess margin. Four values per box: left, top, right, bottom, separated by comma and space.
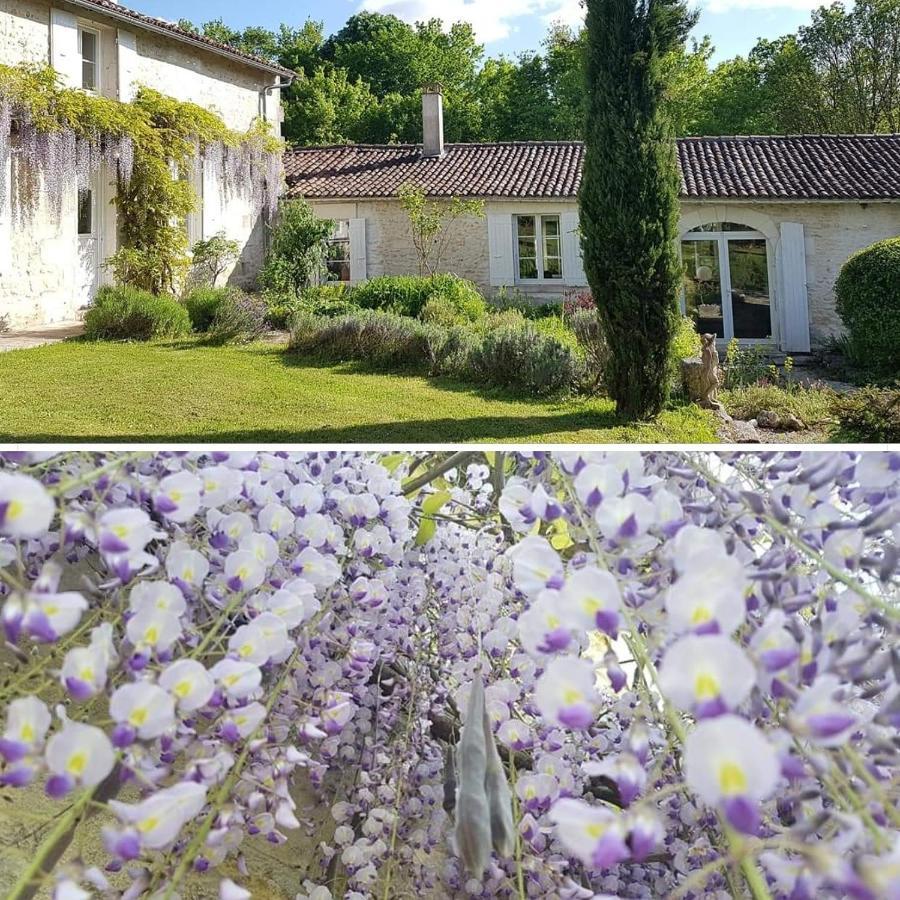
180, 0, 900, 145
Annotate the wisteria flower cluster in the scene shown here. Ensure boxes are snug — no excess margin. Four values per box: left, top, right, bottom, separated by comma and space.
0, 450, 897, 900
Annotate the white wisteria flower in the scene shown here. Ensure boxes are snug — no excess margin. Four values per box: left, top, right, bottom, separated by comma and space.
1, 695, 51, 760
109, 781, 207, 850
509, 536, 564, 597
665, 554, 747, 635
549, 798, 630, 870
211, 659, 263, 699
0, 473, 55, 538
684, 715, 779, 834
558, 565, 622, 638
45, 720, 115, 795
658, 634, 756, 718
534, 656, 600, 730
159, 659, 215, 711
109, 682, 176, 742
154, 471, 203, 522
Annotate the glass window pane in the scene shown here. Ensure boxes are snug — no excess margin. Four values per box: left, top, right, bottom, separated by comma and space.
82, 61, 96, 91
689, 222, 754, 233
519, 257, 538, 280
728, 238, 771, 339
681, 239, 723, 338
542, 216, 559, 237
80, 30, 97, 62
77, 189, 92, 235
544, 256, 562, 279
516, 216, 536, 238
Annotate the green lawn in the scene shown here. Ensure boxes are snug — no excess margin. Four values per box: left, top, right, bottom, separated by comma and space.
0, 339, 718, 443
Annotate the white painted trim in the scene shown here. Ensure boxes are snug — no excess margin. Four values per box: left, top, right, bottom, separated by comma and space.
349, 217, 367, 283
50, 9, 81, 88
116, 28, 138, 103
779, 222, 811, 352
77, 23, 102, 94
487, 213, 515, 286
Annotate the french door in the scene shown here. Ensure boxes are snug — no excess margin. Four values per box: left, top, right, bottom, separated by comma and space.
681, 224, 774, 343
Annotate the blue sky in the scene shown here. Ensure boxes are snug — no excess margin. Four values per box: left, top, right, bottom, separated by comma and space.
144, 0, 822, 63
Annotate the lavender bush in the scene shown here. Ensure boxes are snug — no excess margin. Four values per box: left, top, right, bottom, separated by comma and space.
0, 450, 897, 899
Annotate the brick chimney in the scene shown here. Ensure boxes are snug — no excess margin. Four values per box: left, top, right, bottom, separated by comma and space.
422, 83, 445, 158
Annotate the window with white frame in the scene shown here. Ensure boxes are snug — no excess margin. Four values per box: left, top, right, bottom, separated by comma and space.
515, 214, 563, 281
326, 220, 351, 282
78, 27, 99, 93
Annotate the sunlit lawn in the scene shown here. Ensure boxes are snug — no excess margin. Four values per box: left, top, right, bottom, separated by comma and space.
0, 339, 719, 443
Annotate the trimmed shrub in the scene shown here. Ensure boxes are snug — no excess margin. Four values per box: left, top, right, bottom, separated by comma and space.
352, 274, 486, 320
570, 309, 609, 393
420, 295, 469, 327
206, 293, 269, 346
835, 237, 900, 373
832, 385, 900, 442
260, 200, 334, 296
83, 286, 191, 341
468, 323, 582, 396
183, 286, 234, 333
289, 310, 433, 371
489, 290, 564, 320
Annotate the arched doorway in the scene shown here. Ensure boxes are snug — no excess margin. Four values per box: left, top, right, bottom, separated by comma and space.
681, 222, 774, 342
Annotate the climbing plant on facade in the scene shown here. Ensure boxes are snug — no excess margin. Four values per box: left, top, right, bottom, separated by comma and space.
0, 64, 283, 294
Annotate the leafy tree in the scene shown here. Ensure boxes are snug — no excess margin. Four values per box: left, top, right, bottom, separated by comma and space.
189, 232, 240, 287
259, 200, 334, 296
580, 0, 696, 419
398, 184, 485, 275
284, 66, 376, 145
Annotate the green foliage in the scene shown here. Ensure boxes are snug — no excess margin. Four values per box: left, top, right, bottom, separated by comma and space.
580, 0, 694, 419
183, 286, 234, 332
569, 309, 609, 393
83, 286, 191, 341
205, 293, 269, 346
722, 383, 836, 426
672, 315, 702, 361
105, 246, 189, 297
835, 237, 900, 374
351, 274, 487, 320
288, 308, 580, 396
260, 201, 334, 296
398, 185, 485, 276
189, 232, 240, 288
832, 385, 900, 441
722, 338, 772, 388
419, 295, 469, 327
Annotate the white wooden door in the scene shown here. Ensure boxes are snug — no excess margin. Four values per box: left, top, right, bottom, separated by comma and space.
76, 178, 100, 307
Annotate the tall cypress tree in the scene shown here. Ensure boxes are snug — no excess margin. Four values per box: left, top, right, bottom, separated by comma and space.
580, 0, 697, 419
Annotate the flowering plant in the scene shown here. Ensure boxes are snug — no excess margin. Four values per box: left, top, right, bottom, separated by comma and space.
0, 450, 897, 900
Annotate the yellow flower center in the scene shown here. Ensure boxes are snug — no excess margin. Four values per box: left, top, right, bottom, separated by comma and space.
717, 762, 747, 796
144, 626, 159, 645
67, 752, 87, 776
170, 490, 182, 502
130, 707, 149, 727
239, 643, 254, 658
585, 822, 607, 839
562, 688, 583, 705
174, 680, 192, 698
79, 666, 94, 682
113, 524, 129, 538
44, 604, 59, 616
691, 606, 712, 624
694, 672, 720, 700
138, 816, 160, 834
6, 499, 23, 521
20, 723, 35, 742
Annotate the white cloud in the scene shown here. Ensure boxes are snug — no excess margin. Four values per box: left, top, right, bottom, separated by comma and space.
700, 0, 822, 11
359, 0, 585, 44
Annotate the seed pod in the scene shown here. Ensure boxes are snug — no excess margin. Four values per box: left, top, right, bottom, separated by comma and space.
454, 675, 491, 878
482, 703, 515, 858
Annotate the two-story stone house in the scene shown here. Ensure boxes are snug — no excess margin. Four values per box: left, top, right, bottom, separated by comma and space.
0, 0, 292, 327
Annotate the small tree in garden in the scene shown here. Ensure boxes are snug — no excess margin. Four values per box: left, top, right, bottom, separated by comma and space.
189, 231, 240, 287
259, 199, 334, 296
580, 0, 696, 419
398, 183, 485, 276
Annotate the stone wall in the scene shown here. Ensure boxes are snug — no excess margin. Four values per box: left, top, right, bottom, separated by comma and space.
0, 0, 281, 327
312, 195, 900, 349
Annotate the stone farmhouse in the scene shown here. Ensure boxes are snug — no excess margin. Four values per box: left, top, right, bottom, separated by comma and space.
0, 0, 292, 327
285, 87, 900, 353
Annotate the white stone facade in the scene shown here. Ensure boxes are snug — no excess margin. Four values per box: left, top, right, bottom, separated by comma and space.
309, 195, 900, 352
0, 0, 285, 328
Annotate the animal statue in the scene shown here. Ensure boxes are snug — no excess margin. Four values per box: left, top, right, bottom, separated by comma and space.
699, 333, 722, 408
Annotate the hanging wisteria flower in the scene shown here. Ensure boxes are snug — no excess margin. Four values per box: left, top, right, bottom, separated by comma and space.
788, 673, 859, 746
0, 472, 54, 537
593, 493, 655, 543
125, 605, 182, 659
108, 781, 208, 851
749, 609, 800, 673
165, 541, 210, 590
684, 715, 779, 834
128, 580, 187, 617
18, 590, 89, 643
159, 659, 215, 711
224, 549, 266, 593
558, 565, 622, 637
154, 471, 203, 522
665, 554, 747, 635
45, 720, 115, 796
509, 536, 564, 596
1, 695, 51, 762
211, 658, 263, 699
109, 682, 176, 744
535, 656, 601, 730
220, 701, 268, 742
658, 633, 756, 718
549, 798, 630, 870
518, 590, 573, 655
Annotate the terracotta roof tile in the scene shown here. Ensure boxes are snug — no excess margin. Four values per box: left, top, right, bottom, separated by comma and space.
284, 135, 900, 201
73, 0, 294, 77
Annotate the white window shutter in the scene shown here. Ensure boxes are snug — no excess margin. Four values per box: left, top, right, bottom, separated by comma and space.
488, 214, 514, 286
117, 29, 138, 102
201, 159, 222, 240
50, 9, 80, 88
561, 210, 587, 286
779, 222, 811, 353
349, 217, 367, 283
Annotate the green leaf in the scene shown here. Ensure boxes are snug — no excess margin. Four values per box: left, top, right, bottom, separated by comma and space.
415, 490, 452, 545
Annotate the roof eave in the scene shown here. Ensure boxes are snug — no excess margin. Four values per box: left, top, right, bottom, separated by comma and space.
65, 0, 295, 79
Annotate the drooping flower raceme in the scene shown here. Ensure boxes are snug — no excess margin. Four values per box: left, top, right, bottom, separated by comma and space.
0, 449, 895, 900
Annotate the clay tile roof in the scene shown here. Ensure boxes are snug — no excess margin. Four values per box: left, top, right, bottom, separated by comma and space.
284, 135, 900, 201
72, 0, 294, 77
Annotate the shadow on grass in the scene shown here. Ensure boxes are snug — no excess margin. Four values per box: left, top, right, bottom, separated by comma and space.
279, 350, 581, 407
0, 409, 647, 444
